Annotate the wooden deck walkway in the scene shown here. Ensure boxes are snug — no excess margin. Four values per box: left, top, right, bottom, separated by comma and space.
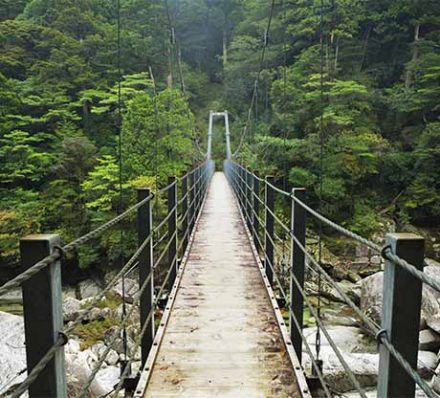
136, 172, 307, 398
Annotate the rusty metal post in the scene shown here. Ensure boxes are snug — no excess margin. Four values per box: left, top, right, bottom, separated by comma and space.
137, 188, 154, 366
20, 235, 67, 398
378, 233, 425, 397
264, 176, 274, 284
167, 176, 177, 291
290, 188, 306, 362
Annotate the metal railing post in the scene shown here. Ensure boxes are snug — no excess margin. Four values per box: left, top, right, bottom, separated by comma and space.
290, 188, 306, 362
167, 176, 177, 291
195, 166, 201, 214
189, 171, 195, 232
181, 176, 188, 252
137, 188, 154, 366
378, 233, 425, 397
246, 170, 253, 230
252, 175, 260, 245
240, 166, 245, 212
19, 235, 66, 398
264, 176, 274, 284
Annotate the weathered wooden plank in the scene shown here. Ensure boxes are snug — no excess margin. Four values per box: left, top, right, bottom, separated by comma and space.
142, 172, 302, 398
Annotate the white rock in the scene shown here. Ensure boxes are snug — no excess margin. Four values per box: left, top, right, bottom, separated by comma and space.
303, 347, 378, 392
86, 307, 111, 322
431, 362, 440, 394
418, 350, 438, 379
92, 366, 120, 396
91, 341, 107, 357
79, 280, 101, 299
106, 349, 119, 366
360, 271, 440, 329
303, 326, 375, 354
63, 297, 83, 322
419, 329, 440, 351
424, 266, 440, 302
65, 338, 81, 355
111, 278, 138, 303
0, 288, 22, 303
0, 312, 26, 395
62, 286, 77, 300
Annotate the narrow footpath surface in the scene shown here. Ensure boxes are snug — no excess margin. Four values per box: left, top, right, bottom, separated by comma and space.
144, 172, 301, 397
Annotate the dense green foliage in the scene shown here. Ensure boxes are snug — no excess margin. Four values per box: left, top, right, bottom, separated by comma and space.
0, 0, 202, 268
0, 0, 439, 269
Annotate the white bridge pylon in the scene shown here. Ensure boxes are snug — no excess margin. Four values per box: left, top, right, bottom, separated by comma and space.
207, 111, 232, 160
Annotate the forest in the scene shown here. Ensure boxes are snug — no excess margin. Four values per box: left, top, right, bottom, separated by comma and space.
0, 0, 439, 272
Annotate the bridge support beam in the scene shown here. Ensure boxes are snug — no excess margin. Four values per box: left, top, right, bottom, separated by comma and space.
20, 234, 67, 398
378, 233, 424, 398
290, 188, 306, 363
137, 188, 154, 366
167, 176, 177, 291
264, 176, 274, 284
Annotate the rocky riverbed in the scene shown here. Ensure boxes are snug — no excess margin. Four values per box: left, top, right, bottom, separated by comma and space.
301, 257, 440, 396
1, 256, 440, 397
0, 277, 145, 397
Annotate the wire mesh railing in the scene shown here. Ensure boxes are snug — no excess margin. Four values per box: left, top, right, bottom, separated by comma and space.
224, 159, 436, 398
0, 160, 215, 397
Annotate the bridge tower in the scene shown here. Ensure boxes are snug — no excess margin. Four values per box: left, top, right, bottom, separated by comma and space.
207, 110, 232, 160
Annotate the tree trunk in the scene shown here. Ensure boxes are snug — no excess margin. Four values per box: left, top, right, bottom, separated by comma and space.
334, 36, 340, 74
167, 47, 173, 88
223, 27, 228, 67
359, 24, 372, 73
405, 23, 420, 89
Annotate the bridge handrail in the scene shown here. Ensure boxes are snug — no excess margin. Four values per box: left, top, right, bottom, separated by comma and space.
224, 159, 437, 398
4, 160, 215, 397
230, 160, 437, 293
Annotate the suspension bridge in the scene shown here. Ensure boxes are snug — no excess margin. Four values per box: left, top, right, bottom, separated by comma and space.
0, 110, 437, 398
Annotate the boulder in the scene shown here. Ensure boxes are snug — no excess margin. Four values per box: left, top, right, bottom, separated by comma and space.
0, 312, 26, 395
343, 387, 433, 397
85, 307, 112, 322
323, 280, 360, 305
91, 342, 119, 366
431, 362, 440, 394
104, 326, 135, 355
65, 345, 119, 397
418, 351, 438, 379
360, 271, 440, 329
303, 347, 378, 393
419, 329, 440, 352
0, 288, 22, 304
63, 297, 83, 322
93, 366, 120, 396
62, 286, 77, 300
427, 316, 440, 334
78, 280, 101, 300
322, 311, 358, 328
111, 278, 138, 303
303, 326, 375, 354
424, 265, 440, 302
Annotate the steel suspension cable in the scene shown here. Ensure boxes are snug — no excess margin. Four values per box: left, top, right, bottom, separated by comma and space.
232, 0, 276, 157
315, 0, 326, 367
115, 0, 129, 369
